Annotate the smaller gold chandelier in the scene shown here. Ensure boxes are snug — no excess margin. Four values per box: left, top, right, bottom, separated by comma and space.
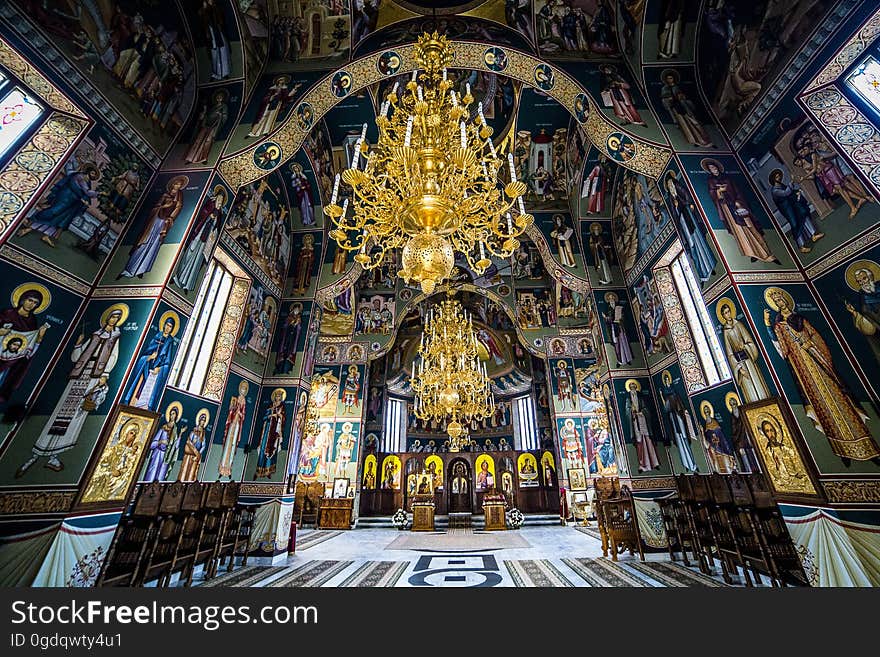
410, 291, 495, 451
325, 32, 533, 295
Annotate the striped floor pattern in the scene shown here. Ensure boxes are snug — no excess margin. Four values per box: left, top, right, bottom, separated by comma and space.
264, 560, 354, 587
562, 557, 650, 587
627, 560, 727, 587
505, 559, 574, 587
295, 530, 344, 551
199, 566, 288, 588
338, 561, 409, 587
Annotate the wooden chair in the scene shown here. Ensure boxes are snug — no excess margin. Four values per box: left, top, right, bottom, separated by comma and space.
655, 493, 691, 566
97, 483, 163, 586
162, 482, 206, 587
211, 482, 246, 577
722, 472, 777, 586
188, 482, 226, 585
706, 473, 749, 585
599, 487, 645, 562
688, 474, 728, 578
223, 502, 257, 573
746, 474, 808, 587
593, 477, 620, 556
138, 482, 187, 586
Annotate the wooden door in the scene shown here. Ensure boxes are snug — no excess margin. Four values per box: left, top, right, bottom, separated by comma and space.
447, 459, 472, 513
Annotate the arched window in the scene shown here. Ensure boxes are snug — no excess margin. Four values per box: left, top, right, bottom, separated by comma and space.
383, 397, 405, 452
170, 258, 237, 393
846, 55, 880, 116
669, 253, 731, 386
0, 68, 45, 164
513, 394, 538, 450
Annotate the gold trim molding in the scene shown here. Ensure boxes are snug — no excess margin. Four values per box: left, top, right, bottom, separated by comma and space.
822, 480, 880, 504
218, 41, 671, 190
0, 490, 76, 515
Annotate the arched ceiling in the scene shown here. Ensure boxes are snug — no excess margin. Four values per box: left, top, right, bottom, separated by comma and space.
219, 41, 670, 185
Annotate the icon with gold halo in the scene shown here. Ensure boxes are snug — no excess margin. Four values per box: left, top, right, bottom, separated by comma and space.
484, 46, 508, 72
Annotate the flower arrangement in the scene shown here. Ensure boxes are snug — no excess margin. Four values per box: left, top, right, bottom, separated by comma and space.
506, 507, 524, 529
391, 508, 409, 530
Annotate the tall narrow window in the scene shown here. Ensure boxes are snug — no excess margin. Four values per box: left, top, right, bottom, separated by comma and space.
670, 253, 731, 386
513, 394, 538, 450
0, 70, 45, 160
847, 55, 880, 115
383, 397, 406, 452
170, 259, 236, 394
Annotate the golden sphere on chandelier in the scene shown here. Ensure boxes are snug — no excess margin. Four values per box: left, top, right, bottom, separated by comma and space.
399, 232, 455, 295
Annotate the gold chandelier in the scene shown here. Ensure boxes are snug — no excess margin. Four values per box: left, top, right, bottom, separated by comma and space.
325, 32, 533, 295
410, 291, 495, 450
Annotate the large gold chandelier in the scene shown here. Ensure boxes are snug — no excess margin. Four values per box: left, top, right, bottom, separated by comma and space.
325, 32, 533, 295
410, 292, 495, 450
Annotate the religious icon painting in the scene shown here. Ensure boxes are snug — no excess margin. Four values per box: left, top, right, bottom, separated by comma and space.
121, 307, 182, 413
337, 363, 364, 417
332, 477, 350, 499
75, 405, 159, 511
425, 454, 443, 490
517, 453, 539, 488
331, 421, 360, 482
347, 344, 365, 362
541, 450, 557, 487
208, 375, 255, 483
0, 277, 70, 414
377, 50, 402, 76
381, 454, 401, 490
568, 467, 587, 491
253, 141, 282, 170
606, 133, 636, 163
742, 398, 820, 500
574, 93, 589, 123
362, 453, 378, 489
475, 454, 496, 490
484, 46, 508, 72
534, 63, 555, 91
331, 70, 354, 98
296, 102, 315, 131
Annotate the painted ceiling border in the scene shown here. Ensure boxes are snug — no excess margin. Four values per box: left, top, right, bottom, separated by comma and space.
218, 40, 673, 190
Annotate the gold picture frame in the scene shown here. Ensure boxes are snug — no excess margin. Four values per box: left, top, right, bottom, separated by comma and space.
741, 397, 821, 501
568, 467, 587, 491
74, 405, 160, 511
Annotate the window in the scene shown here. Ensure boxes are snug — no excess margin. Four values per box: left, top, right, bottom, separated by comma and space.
170, 259, 236, 394
670, 253, 731, 386
847, 55, 880, 115
513, 394, 538, 450
0, 70, 45, 161
383, 398, 406, 452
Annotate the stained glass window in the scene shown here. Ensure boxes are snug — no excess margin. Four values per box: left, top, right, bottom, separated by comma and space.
847, 55, 880, 114
0, 87, 44, 158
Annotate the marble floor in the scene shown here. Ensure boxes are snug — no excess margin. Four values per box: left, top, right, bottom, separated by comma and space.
194, 525, 739, 588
